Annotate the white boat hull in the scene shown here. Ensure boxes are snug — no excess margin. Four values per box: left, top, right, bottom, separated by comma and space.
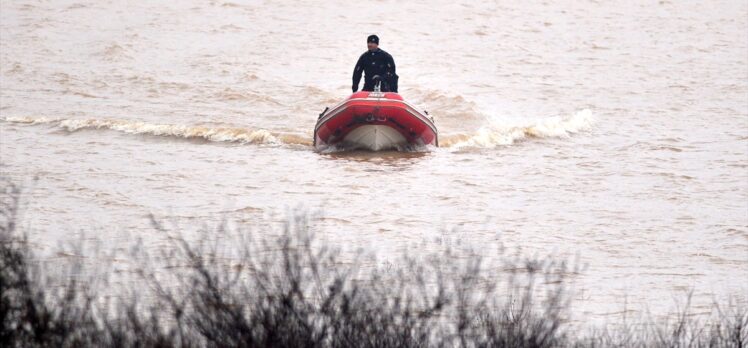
342, 125, 408, 151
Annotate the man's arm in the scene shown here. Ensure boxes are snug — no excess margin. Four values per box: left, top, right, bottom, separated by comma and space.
352, 55, 364, 93
386, 54, 396, 76
386, 54, 398, 93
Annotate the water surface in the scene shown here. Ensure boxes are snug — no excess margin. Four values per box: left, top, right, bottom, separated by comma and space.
1, 0, 747, 323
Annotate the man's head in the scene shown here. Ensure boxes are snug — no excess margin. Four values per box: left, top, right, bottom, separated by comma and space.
367, 35, 379, 51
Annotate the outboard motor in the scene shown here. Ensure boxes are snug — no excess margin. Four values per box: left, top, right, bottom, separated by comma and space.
370, 74, 398, 93
372, 75, 382, 92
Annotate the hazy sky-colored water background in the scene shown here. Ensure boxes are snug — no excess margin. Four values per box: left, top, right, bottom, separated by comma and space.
1, 0, 747, 325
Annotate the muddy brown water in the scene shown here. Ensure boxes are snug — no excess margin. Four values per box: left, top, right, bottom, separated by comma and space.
1, 0, 746, 325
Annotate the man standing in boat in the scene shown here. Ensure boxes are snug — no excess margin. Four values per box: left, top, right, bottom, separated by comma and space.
352, 35, 398, 93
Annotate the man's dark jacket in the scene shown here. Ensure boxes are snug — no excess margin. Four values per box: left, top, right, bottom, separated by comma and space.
352, 48, 398, 93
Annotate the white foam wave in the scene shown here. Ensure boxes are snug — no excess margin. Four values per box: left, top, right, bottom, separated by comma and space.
443, 109, 595, 149
2, 116, 281, 145
3, 111, 593, 150
3, 116, 62, 125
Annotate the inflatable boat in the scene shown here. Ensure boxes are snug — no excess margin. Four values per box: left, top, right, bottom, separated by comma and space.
314, 89, 437, 151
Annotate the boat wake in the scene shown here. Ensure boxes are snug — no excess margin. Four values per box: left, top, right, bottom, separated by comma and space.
2, 110, 593, 151
441, 109, 594, 149
1, 116, 312, 146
